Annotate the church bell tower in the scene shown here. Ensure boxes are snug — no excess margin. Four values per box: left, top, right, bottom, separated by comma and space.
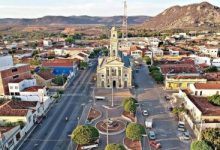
110, 27, 118, 58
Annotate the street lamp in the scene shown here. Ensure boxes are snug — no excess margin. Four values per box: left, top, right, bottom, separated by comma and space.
111, 84, 114, 107
103, 105, 109, 145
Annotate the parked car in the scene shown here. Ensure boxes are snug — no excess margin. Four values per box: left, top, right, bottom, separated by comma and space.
149, 140, 161, 149
142, 110, 149, 116
178, 121, 185, 132
148, 131, 156, 140
145, 118, 153, 129
164, 95, 172, 101
182, 131, 190, 140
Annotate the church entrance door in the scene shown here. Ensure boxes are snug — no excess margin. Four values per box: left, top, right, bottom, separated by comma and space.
113, 81, 116, 88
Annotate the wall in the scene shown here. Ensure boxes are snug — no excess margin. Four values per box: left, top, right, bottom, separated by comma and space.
190, 84, 220, 97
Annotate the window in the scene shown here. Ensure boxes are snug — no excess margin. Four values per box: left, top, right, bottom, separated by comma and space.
195, 91, 198, 96
11, 68, 18, 72
16, 132, 21, 141
15, 86, 18, 89
13, 75, 19, 79
200, 91, 202, 96
28, 116, 32, 123
9, 86, 13, 89
8, 139, 14, 148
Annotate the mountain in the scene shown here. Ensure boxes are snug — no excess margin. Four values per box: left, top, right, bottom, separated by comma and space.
142, 2, 220, 30
0, 15, 150, 26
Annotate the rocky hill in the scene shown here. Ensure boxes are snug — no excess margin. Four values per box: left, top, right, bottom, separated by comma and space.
142, 2, 220, 30
0, 15, 150, 26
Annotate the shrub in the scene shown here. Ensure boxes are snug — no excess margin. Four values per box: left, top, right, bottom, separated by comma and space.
122, 97, 137, 107
191, 140, 212, 150
124, 99, 136, 113
202, 128, 220, 149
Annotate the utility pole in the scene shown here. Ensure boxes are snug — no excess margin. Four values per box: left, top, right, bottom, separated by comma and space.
122, 0, 128, 40
111, 85, 114, 107
106, 108, 109, 145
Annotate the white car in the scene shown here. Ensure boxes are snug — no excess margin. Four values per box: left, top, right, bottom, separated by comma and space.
182, 131, 190, 140
178, 121, 185, 132
142, 110, 149, 116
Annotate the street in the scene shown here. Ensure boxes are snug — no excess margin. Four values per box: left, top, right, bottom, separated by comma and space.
18, 65, 96, 150
135, 65, 191, 150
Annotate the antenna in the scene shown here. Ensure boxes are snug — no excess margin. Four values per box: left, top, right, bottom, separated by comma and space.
122, 0, 128, 40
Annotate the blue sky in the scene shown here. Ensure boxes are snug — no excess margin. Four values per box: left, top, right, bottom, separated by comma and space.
0, 0, 219, 18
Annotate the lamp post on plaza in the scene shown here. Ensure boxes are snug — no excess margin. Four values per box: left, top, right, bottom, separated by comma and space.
111, 84, 114, 107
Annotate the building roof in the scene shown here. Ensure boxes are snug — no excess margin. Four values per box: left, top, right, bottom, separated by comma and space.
0, 101, 38, 116
37, 71, 55, 80
183, 90, 220, 116
203, 72, 220, 81
0, 63, 29, 72
194, 83, 220, 89
168, 75, 204, 80
160, 64, 197, 74
0, 126, 15, 137
42, 59, 76, 67
22, 86, 44, 92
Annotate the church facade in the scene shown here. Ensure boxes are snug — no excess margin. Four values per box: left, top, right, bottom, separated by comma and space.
96, 27, 132, 89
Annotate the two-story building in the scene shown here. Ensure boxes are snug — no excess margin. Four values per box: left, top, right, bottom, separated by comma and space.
189, 83, 220, 97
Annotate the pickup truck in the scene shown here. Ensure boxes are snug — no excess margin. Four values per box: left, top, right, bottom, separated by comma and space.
145, 118, 153, 128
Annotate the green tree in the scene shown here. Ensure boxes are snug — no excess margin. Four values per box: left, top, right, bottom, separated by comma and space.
208, 95, 220, 106
105, 143, 126, 150
149, 65, 159, 73
122, 97, 137, 107
52, 76, 67, 86
126, 123, 145, 141
80, 61, 88, 69
205, 66, 218, 73
71, 125, 99, 145
124, 99, 136, 114
202, 128, 220, 149
191, 140, 212, 150
30, 59, 41, 66
65, 36, 75, 44
143, 56, 151, 65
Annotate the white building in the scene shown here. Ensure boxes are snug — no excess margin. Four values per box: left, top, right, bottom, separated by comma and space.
169, 49, 179, 56
199, 45, 220, 58
189, 83, 220, 97
53, 49, 66, 56
191, 55, 211, 66
8, 79, 51, 110
149, 47, 163, 57
212, 58, 220, 68
43, 40, 53, 47
0, 55, 13, 68
0, 125, 21, 150
145, 37, 161, 47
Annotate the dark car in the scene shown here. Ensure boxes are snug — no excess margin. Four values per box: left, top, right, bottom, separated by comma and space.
149, 140, 161, 149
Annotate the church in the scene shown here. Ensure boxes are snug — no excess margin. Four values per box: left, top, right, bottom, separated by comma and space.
96, 27, 132, 89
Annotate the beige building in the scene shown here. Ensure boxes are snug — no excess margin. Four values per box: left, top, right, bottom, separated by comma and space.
96, 27, 132, 89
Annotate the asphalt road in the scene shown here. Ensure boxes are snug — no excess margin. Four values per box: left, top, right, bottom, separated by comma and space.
135, 65, 191, 150
18, 65, 96, 150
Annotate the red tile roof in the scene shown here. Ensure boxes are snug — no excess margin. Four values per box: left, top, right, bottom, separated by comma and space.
0, 126, 15, 137
194, 83, 220, 89
183, 90, 220, 116
203, 72, 220, 81
42, 59, 76, 67
161, 64, 197, 74
0, 101, 38, 116
171, 75, 204, 79
22, 86, 44, 92
37, 71, 55, 80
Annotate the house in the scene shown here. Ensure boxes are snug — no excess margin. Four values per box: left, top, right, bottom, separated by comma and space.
0, 64, 31, 95
160, 64, 197, 75
43, 39, 53, 47
33, 70, 55, 86
0, 100, 43, 136
165, 74, 207, 90
149, 47, 163, 57
42, 59, 79, 76
203, 72, 220, 82
178, 90, 220, 136
191, 55, 211, 66
145, 37, 161, 47
0, 55, 13, 68
189, 83, 220, 97
8, 79, 51, 110
199, 45, 220, 58
0, 125, 22, 150
53, 49, 66, 56
130, 46, 145, 58
212, 58, 220, 68
169, 49, 179, 56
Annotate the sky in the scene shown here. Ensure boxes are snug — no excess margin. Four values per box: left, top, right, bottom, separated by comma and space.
0, 0, 219, 18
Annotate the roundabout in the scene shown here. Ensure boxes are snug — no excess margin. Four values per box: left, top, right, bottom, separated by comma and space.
96, 118, 126, 135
